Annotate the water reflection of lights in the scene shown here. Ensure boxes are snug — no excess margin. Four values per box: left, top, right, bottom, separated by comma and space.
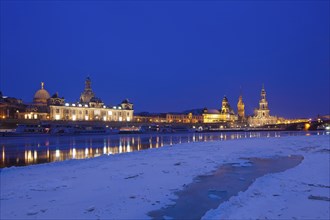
2, 131, 328, 168
95, 148, 100, 157
138, 137, 141, 150
2, 146, 5, 163
160, 137, 164, 147
127, 139, 131, 152
72, 148, 76, 159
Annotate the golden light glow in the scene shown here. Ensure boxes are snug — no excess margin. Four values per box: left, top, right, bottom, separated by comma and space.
304, 123, 311, 130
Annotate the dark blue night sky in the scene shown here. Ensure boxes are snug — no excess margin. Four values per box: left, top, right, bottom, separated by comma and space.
0, 1, 329, 118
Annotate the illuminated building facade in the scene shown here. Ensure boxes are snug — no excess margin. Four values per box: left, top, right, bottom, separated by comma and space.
202, 109, 222, 123
18, 82, 51, 120
248, 85, 277, 126
219, 96, 237, 121
166, 113, 203, 123
134, 113, 167, 123
202, 97, 238, 123
49, 78, 133, 122
49, 101, 133, 122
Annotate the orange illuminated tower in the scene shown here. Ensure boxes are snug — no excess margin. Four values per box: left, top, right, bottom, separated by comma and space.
237, 94, 245, 121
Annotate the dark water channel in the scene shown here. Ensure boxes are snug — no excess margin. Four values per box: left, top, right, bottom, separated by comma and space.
148, 155, 304, 220
0, 131, 323, 168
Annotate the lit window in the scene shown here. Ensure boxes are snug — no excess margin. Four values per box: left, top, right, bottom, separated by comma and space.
119, 117, 122, 121
72, 115, 76, 121
55, 115, 60, 120
127, 117, 130, 122
85, 116, 89, 121
108, 111, 112, 115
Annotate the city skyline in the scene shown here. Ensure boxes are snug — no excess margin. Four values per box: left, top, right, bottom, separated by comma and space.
1, 1, 329, 118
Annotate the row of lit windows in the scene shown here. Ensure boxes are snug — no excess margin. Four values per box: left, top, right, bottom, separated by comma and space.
63, 103, 123, 110
54, 114, 131, 122
52, 108, 131, 117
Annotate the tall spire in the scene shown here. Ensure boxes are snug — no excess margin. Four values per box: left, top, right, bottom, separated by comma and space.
261, 84, 266, 100
85, 77, 92, 90
41, 82, 44, 89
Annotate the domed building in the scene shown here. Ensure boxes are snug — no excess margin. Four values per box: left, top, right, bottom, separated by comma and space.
17, 82, 51, 120
33, 82, 50, 105
49, 77, 134, 122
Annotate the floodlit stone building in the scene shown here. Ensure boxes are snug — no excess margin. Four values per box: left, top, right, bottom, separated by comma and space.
49, 77, 133, 122
248, 85, 277, 126
166, 113, 203, 123
18, 82, 51, 120
202, 96, 237, 123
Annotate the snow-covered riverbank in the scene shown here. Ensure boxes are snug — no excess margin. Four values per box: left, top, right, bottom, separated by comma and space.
1, 134, 329, 219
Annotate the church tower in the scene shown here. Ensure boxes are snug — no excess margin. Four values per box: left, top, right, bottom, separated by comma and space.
220, 96, 235, 114
237, 95, 245, 120
80, 77, 95, 103
254, 85, 270, 118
